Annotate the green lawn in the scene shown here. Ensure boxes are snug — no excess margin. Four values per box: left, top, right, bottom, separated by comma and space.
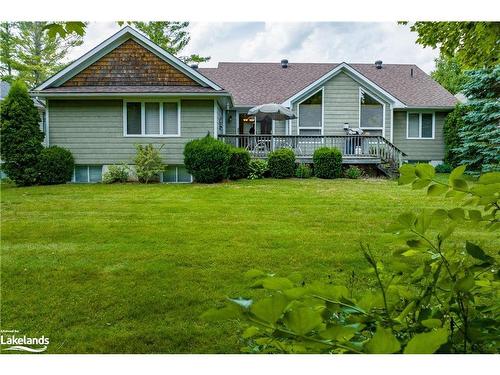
1, 177, 497, 353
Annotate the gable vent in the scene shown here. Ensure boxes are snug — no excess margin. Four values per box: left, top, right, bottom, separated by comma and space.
281, 59, 289, 68
375, 60, 383, 69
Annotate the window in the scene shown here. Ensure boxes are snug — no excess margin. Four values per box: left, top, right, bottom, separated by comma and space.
407, 112, 435, 139
360, 90, 383, 128
298, 90, 322, 135
124, 101, 180, 136
74, 165, 102, 183
162, 165, 192, 183
126, 102, 141, 135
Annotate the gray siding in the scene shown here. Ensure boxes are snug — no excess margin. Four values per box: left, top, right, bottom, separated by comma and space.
290, 72, 391, 137
49, 99, 215, 165
393, 111, 447, 161
225, 110, 237, 134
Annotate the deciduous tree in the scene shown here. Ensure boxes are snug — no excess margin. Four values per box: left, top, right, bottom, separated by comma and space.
405, 22, 500, 69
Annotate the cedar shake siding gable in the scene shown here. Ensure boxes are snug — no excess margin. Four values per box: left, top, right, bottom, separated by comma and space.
63, 39, 200, 87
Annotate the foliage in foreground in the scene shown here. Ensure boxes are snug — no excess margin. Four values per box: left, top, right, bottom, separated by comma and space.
203, 164, 499, 353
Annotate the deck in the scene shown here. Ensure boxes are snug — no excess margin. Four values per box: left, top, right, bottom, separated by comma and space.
218, 134, 406, 166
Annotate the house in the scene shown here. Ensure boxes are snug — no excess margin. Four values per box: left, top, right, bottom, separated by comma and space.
31, 27, 457, 183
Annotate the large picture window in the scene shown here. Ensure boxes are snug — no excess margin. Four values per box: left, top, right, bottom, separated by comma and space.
125, 101, 180, 136
407, 112, 435, 139
360, 90, 384, 129
298, 89, 322, 136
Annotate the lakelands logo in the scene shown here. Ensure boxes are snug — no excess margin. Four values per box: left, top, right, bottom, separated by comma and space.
0, 330, 49, 353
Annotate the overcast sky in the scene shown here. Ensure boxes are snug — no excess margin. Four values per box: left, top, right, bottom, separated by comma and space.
69, 22, 440, 73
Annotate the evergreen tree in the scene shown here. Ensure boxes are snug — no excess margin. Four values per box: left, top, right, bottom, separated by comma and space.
0, 81, 44, 186
457, 66, 500, 172
14, 22, 83, 88
124, 22, 210, 64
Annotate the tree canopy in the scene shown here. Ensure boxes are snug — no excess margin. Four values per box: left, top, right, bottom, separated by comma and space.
431, 55, 467, 94
0, 22, 84, 88
407, 22, 500, 69
120, 22, 210, 64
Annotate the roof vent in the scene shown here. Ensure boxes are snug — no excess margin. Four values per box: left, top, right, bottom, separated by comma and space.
410, 68, 414, 78
375, 60, 383, 69
190, 63, 199, 70
281, 59, 289, 68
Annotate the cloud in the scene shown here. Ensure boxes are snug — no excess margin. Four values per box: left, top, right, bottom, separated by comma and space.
68, 22, 439, 72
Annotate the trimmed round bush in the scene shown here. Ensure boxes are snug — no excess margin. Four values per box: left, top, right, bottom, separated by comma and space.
295, 164, 312, 179
248, 159, 268, 180
344, 165, 363, 179
184, 135, 231, 183
267, 148, 296, 179
435, 163, 453, 173
37, 146, 74, 185
313, 147, 342, 179
103, 164, 129, 184
227, 147, 251, 180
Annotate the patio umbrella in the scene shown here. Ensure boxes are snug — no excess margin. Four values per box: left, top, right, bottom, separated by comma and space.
248, 103, 297, 121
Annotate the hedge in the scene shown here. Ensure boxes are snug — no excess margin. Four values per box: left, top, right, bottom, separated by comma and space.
184, 135, 231, 183
267, 148, 296, 178
313, 147, 342, 179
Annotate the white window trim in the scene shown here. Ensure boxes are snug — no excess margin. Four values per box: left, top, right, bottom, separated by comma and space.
358, 88, 386, 135
297, 87, 324, 136
406, 112, 435, 140
45, 99, 50, 146
123, 99, 181, 137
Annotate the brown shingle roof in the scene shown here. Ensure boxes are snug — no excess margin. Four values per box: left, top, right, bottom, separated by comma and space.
199, 62, 457, 108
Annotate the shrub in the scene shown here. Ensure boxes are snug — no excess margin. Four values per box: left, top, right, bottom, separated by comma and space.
313, 147, 342, 179
248, 159, 268, 180
227, 147, 251, 180
103, 164, 129, 184
0, 81, 45, 186
295, 164, 312, 179
37, 146, 74, 185
134, 144, 166, 183
344, 165, 363, 179
267, 148, 296, 179
435, 163, 453, 173
184, 135, 231, 183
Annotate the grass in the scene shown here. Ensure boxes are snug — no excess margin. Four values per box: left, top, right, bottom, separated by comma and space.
1, 176, 497, 353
